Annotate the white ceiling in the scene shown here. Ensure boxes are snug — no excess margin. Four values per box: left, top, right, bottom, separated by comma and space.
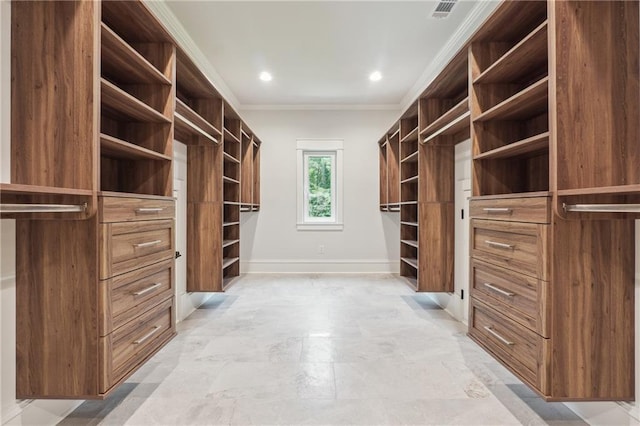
165, 1, 481, 107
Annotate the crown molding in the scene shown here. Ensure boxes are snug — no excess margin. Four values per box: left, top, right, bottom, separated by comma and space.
240, 104, 401, 112
143, 0, 241, 110
144, 0, 498, 114
400, 0, 500, 111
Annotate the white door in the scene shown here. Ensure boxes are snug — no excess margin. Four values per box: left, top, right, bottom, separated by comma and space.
173, 141, 188, 321
454, 140, 472, 323
173, 177, 187, 320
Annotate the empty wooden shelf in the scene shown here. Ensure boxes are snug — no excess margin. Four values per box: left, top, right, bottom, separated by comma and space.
474, 77, 548, 122
100, 23, 171, 86
474, 132, 549, 160
474, 21, 548, 84
100, 134, 172, 161
101, 78, 171, 123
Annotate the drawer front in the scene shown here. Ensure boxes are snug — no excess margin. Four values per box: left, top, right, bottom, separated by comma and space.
100, 298, 175, 393
471, 219, 548, 280
471, 259, 549, 337
470, 197, 550, 224
469, 299, 548, 395
101, 220, 174, 279
99, 196, 175, 223
99, 259, 174, 336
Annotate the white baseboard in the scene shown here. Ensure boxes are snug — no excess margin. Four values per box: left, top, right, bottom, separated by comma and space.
4, 399, 81, 426
564, 401, 639, 426
241, 259, 399, 274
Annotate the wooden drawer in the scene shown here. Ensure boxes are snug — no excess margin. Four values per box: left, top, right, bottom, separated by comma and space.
470, 196, 550, 224
99, 196, 175, 223
99, 259, 174, 336
471, 219, 549, 280
99, 297, 175, 394
471, 259, 549, 337
469, 299, 549, 396
100, 220, 174, 279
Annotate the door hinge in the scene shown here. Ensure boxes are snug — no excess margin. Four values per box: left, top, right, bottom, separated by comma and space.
460, 289, 464, 300
175, 251, 182, 259
461, 209, 464, 220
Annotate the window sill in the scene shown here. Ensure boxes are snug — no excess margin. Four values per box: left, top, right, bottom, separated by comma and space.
296, 222, 344, 231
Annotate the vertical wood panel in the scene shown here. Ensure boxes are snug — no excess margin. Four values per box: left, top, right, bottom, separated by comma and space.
11, 1, 98, 192
551, 219, 635, 399
553, 0, 640, 191
16, 219, 99, 398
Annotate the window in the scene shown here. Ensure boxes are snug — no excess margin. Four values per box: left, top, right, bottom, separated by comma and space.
297, 140, 343, 230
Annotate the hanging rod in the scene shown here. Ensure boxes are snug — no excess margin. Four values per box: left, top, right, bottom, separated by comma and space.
0, 203, 88, 213
563, 203, 640, 213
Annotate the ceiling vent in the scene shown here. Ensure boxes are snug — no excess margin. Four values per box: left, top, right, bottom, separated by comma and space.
432, 0, 457, 18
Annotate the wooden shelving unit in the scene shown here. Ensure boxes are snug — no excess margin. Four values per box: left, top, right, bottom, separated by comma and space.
8, 0, 266, 400
470, 5, 550, 198
398, 102, 421, 285
239, 123, 261, 211
9, 0, 178, 400
466, 0, 637, 402
220, 104, 242, 284
252, 137, 261, 210
378, 121, 401, 212
378, 136, 388, 209
387, 125, 401, 208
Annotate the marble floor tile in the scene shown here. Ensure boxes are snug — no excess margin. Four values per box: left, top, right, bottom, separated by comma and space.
59, 274, 590, 425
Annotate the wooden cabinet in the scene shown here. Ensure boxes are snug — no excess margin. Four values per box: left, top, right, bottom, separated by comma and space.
375, 0, 638, 401
8, 0, 261, 399
469, 195, 634, 401
173, 46, 262, 293
378, 123, 400, 212
240, 125, 262, 212
385, 49, 468, 292
465, 0, 637, 401
11, 0, 178, 399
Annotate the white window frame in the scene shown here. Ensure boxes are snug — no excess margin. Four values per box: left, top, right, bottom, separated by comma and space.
297, 139, 344, 231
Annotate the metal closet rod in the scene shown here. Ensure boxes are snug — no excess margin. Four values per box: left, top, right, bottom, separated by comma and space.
563, 203, 640, 213
0, 203, 88, 213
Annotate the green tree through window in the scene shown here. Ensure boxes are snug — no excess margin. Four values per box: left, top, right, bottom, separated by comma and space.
307, 156, 332, 218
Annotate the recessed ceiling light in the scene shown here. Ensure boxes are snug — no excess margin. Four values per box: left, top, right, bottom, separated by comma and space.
259, 71, 272, 82
369, 71, 382, 82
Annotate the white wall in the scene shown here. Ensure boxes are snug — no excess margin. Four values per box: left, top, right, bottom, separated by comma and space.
239, 109, 400, 273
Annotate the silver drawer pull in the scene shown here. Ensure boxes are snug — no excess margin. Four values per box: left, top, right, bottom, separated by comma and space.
483, 326, 514, 346
133, 326, 160, 345
132, 283, 162, 296
485, 240, 514, 250
483, 208, 512, 214
134, 240, 162, 248
483, 283, 515, 297
135, 207, 164, 214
